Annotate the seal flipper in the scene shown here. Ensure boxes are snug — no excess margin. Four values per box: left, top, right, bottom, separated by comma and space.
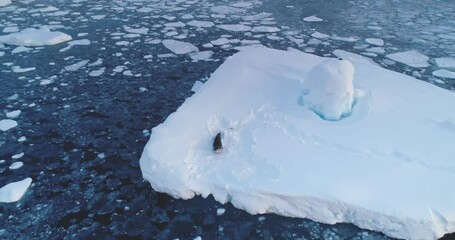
213, 132, 223, 154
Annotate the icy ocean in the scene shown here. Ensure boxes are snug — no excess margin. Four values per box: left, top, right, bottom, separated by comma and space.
1, 0, 455, 239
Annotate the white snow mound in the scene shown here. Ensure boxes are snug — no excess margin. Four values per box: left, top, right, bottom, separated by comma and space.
140, 47, 455, 240
301, 58, 355, 120
0, 27, 72, 46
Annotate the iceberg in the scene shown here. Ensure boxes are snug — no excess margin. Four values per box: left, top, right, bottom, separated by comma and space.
140, 47, 455, 240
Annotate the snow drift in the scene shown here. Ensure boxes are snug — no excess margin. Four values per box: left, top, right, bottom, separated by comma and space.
140, 47, 455, 240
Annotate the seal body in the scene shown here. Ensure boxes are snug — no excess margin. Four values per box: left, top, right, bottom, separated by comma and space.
213, 132, 222, 154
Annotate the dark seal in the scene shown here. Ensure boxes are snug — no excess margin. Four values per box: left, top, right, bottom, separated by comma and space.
213, 132, 223, 154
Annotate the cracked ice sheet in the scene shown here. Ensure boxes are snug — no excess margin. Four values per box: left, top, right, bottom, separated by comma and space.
140, 47, 455, 240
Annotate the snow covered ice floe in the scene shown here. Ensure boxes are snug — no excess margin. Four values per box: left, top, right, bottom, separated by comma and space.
0, 178, 32, 203
0, 27, 71, 46
140, 47, 455, 240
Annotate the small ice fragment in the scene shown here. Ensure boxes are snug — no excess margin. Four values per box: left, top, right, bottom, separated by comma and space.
6, 110, 21, 119
9, 161, 23, 170
216, 208, 226, 216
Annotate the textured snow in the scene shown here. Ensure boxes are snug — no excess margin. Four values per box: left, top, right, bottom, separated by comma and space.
162, 39, 198, 55
140, 47, 455, 240
0, 178, 32, 203
386, 50, 430, 68
0, 119, 17, 131
303, 16, 323, 22
432, 69, 455, 79
0, 27, 71, 46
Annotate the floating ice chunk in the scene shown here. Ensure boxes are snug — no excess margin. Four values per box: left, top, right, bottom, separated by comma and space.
331, 35, 359, 42
124, 27, 149, 35
0, 119, 17, 131
251, 26, 280, 33
432, 69, 455, 79
164, 22, 185, 28
0, 27, 71, 46
162, 39, 198, 55
210, 5, 245, 14
0, 178, 32, 203
12, 46, 32, 54
311, 31, 329, 39
243, 13, 272, 21
64, 60, 89, 72
18, 136, 26, 142
90, 15, 105, 20
115, 40, 130, 46
30, 6, 59, 13
217, 24, 251, 32
386, 50, 429, 68
0, 0, 12, 7
189, 51, 213, 61
211, 38, 230, 46
6, 110, 21, 119
191, 81, 204, 93
303, 16, 323, 22
59, 39, 90, 52
230, 2, 254, 8
301, 58, 355, 120
366, 47, 385, 54
216, 208, 226, 216
12, 66, 35, 73
181, 14, 193, 19
435, 57, 455, 68
9, 161, 23, 170
40, 79, 53, 85
187, 20, 214, 28
140, 47, 455, 240
89, 67, 105, 77
88, 58, 103, 66
365, 38, 384, 46
137, 7, 153, 13
12, 152, 24, 159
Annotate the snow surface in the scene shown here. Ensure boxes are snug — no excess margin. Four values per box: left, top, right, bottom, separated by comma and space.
386, 50, 429, 68
0, 178, 32, 203
0, 27, 71, 46
140, 47, 455, 240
